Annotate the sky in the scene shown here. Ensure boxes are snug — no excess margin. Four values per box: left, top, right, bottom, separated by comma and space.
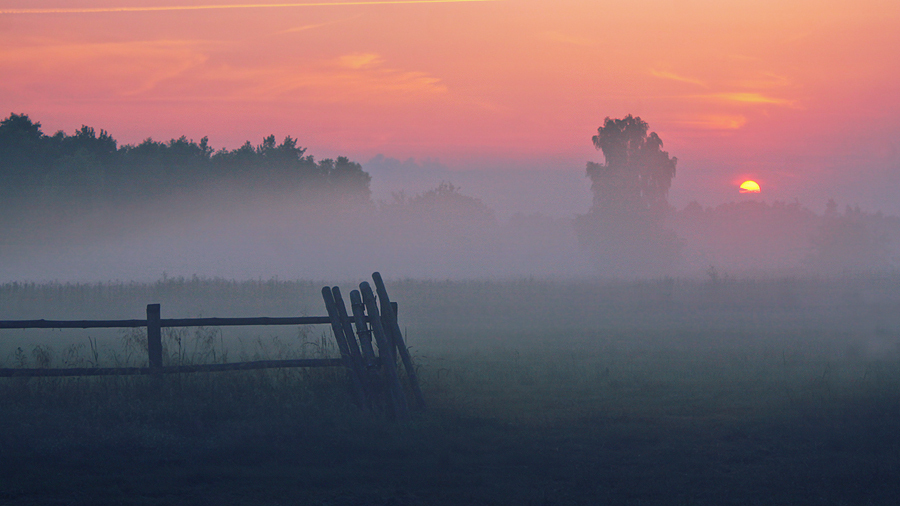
2, 0, 899, 215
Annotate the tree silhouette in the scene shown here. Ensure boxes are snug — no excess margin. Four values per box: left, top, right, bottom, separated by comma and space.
0, 113, 51, 198
585, 115, 677, 221
0, 113, 372, 210
316, 156, 372, 202
575, 115, 680, 275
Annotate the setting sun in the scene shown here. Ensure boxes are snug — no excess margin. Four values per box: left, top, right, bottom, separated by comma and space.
739, 180, 761, 193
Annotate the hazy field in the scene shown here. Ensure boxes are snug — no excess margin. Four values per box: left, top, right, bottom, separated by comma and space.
1, 276, 899, 505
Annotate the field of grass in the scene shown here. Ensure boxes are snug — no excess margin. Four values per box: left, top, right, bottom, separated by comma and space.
1, 276, 899, 505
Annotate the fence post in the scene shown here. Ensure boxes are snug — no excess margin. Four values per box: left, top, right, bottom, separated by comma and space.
322, 287, 368, 409
360, 281, 408, 419
349, 290, 377, 364
331, 287, 366, 374
332, 286, 371, 407
372, 272, 426, 411
146, 304, 162, 371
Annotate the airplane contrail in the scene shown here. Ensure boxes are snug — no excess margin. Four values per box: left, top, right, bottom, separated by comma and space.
0, 0, 497, 15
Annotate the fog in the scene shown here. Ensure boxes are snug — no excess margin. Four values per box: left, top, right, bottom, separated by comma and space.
3, 177, 899, 284
0, 179, 594, 283
2, 113, 899, 284
365, 154, 594, 220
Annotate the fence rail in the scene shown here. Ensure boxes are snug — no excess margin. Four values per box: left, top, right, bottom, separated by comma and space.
0, 272, 423, 418
0, 316, 333, 330
0, 358, 346, 378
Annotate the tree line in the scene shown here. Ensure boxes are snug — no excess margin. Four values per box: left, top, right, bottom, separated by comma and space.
3, 111, 896, 275
0, 113, 371, 207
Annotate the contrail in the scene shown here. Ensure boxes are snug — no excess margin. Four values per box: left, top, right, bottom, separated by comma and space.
0, 0, 497, 15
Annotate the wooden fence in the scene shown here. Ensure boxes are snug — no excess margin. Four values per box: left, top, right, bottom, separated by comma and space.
0, 272, 425, 417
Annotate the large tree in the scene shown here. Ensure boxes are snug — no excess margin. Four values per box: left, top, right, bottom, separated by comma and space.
575, 115, 680, 275
586, 115, 677, 221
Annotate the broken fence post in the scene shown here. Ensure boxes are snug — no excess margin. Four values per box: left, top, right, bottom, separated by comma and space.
322, 287, 369, 410
372, 272, 426, 411
360, 281, 408, 419
332, 286, 372, 407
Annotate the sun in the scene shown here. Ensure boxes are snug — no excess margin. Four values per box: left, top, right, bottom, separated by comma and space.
739, 180, 761, 193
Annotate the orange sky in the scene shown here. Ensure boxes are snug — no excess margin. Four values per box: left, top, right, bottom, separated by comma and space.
2, 0, 899, 210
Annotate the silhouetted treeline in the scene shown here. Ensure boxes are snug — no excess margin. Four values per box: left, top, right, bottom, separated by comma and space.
0, 113, 370, 209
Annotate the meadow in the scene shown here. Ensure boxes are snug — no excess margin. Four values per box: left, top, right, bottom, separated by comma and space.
1, 275, 899, 505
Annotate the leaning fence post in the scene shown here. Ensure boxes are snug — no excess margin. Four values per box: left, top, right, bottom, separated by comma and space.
332, 286, 371, 406
322, 287, 368, 410
146, 304, 163, 372
360, 281, 408, 418
349, 290, 377, 364
332, 287, 366, 374
350, 289, 384, 410
372, 272, 426, 411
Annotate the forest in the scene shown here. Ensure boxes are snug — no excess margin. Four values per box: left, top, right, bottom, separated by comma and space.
0, 113, 371, 207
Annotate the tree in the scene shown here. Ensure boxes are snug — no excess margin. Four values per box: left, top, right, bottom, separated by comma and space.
0, 113, 50, 196
317, 156, 372, 203
0, 113, 45, 165
585, 115, 677, 221
575, 115, 680, 275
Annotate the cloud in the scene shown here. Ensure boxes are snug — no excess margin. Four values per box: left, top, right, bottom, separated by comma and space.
0, 0, 498, 15
0, 39, 211, 96
730, 72, 792, 89
650, 69, 707, 88
338, 53, 384, 69
277, 21, 339, 34
186, 52, 448, 103
702, 92, 795, 106
0, 37, 446, 104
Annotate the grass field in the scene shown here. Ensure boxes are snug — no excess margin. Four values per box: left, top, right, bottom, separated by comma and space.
1, 276, 899, 505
